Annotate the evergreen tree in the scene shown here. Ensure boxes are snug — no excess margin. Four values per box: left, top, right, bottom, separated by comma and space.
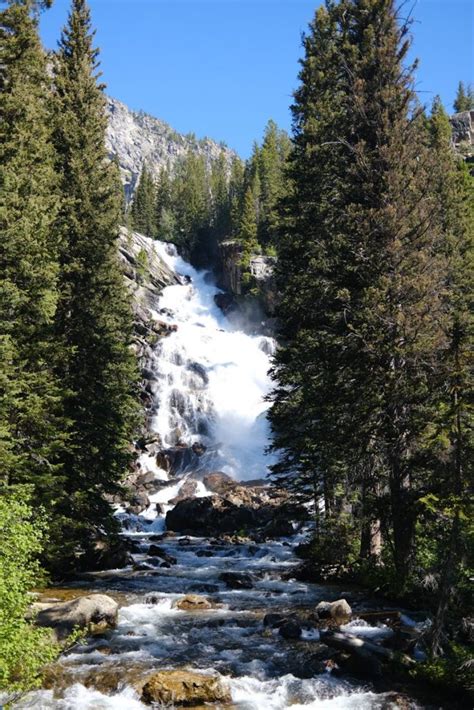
453, 81, 473, 112
210, 150, 231, 243
424, 98, 474, 655
172, 151, 211, 261
228, 156, 245, 237
258, 119, 291, 248
0, 1, 61, 691
270, 0, 450, 588
51, 0, 139, 570
0, 0, 65, 503
130, 163, 157, 236
155, 165, 175, 240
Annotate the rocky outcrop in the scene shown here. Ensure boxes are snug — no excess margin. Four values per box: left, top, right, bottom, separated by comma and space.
450, 110, 474, 148
166, 495, 255, 535
140, 669, 231, 706
165, 479, 304, 537
118, 228, 180, 435
35, 594, 118, 641
106, 97, 236, 201
216, 240, 278, 324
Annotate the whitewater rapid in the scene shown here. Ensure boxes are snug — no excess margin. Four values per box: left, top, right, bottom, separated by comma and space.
9, 240, 424, 710
145, 240, 276, 481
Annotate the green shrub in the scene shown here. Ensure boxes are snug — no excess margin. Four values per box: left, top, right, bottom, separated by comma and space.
0, 486, 59, 696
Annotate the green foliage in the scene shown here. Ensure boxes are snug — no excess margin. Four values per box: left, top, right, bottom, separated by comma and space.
269, 0, 473, 622
135, 247, 149, 283
453, 81, 474, 112
410, 643, 474, 699
0, 487, 59, 695
0, 0, 66, 515
51, 0, 140, 571
130, 164, 157, 237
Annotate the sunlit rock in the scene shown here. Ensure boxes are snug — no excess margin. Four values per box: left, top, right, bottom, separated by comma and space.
140, 669, 231, 706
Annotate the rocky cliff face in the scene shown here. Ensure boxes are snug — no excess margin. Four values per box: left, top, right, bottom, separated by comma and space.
450, 110, 474, 149
106, 97, 236, 200
216, 240, 278, 330
118, 227, 181, 431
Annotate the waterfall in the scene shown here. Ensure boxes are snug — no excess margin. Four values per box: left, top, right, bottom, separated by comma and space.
144, 239, 277, 482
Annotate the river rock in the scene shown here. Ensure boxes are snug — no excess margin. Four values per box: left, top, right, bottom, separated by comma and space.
263, 518, 295, 538
174, 594, 214, 611
141, 669, 231, 705
147, 544, 177, 565
264, 613, 286, 628
170, 479, 198, 504
127, 491, 150, 515
166, 495, 255, 535
316, 599, 352, 621
82, 538, 133, 571
279, 619, 303, 639
35, 594, 119, 641
219, 571, 254, 589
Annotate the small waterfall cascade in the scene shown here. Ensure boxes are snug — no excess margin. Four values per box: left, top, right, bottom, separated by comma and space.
10, 237, 424, 710
141, 239, 277, 482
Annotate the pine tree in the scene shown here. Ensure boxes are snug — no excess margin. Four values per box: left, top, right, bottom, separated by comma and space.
51, 0, 139, 570
0, 0, 61, 690
155, 165, 175, 240
172, 151, 211, 260
258, 119, 291, 248
453, 81, 473, 112
210, 150, 231, 243
229, 156, 245, 238
130, 163, 157, 237
0, 0, 65, 503
270, 0, 450, 587
424, 98, 474, 655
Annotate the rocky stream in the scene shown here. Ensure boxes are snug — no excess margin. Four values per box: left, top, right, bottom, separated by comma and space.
11, 237, 439, 709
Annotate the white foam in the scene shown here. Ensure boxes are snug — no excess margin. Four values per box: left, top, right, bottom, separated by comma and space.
144, 239, 277, 481
341, 619, 394, 639
229, 674, 386, 709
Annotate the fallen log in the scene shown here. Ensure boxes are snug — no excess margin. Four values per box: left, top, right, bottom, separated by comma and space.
357, 611, 401, 625
321, 631, 415, 666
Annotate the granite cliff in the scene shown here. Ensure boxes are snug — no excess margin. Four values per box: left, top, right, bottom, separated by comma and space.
106, 97, 236, 200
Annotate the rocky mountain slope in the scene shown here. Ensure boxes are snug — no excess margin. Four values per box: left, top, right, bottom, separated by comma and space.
106, 97, 237, 200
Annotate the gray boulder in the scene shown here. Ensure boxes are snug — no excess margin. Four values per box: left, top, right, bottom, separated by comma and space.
316, 599, 352, 621
35, 594, 118, 641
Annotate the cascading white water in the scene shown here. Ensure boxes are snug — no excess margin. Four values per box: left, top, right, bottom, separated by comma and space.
9, 239, 424, 710
146, 239, 277, 482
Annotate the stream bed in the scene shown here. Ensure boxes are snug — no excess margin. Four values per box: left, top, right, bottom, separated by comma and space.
12, 238, 431, 708
16, 528, 423, 709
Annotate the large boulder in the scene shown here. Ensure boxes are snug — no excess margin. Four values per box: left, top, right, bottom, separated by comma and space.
279, 619, 303, 640
202, 471, 239, 496
141, 669, 231, 706
35, 594, 118, 641
127, 491, 150, 515
170, 479, 198, 505
219, 572, 254, 589
82, 537, 133, 571
166, 495, 255, 535
316, 599, 352, 621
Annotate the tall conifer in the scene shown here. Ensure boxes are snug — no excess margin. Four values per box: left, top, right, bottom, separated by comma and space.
270, 0, 450, 586
0, 0, 65, 501
130, 164, 157, 237
51, 0, 139, 568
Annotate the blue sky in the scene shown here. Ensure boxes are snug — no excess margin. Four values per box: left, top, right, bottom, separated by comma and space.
40, 0, 473, 158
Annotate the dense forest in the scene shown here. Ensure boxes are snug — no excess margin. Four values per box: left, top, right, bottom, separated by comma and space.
0, 0, 472, 703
